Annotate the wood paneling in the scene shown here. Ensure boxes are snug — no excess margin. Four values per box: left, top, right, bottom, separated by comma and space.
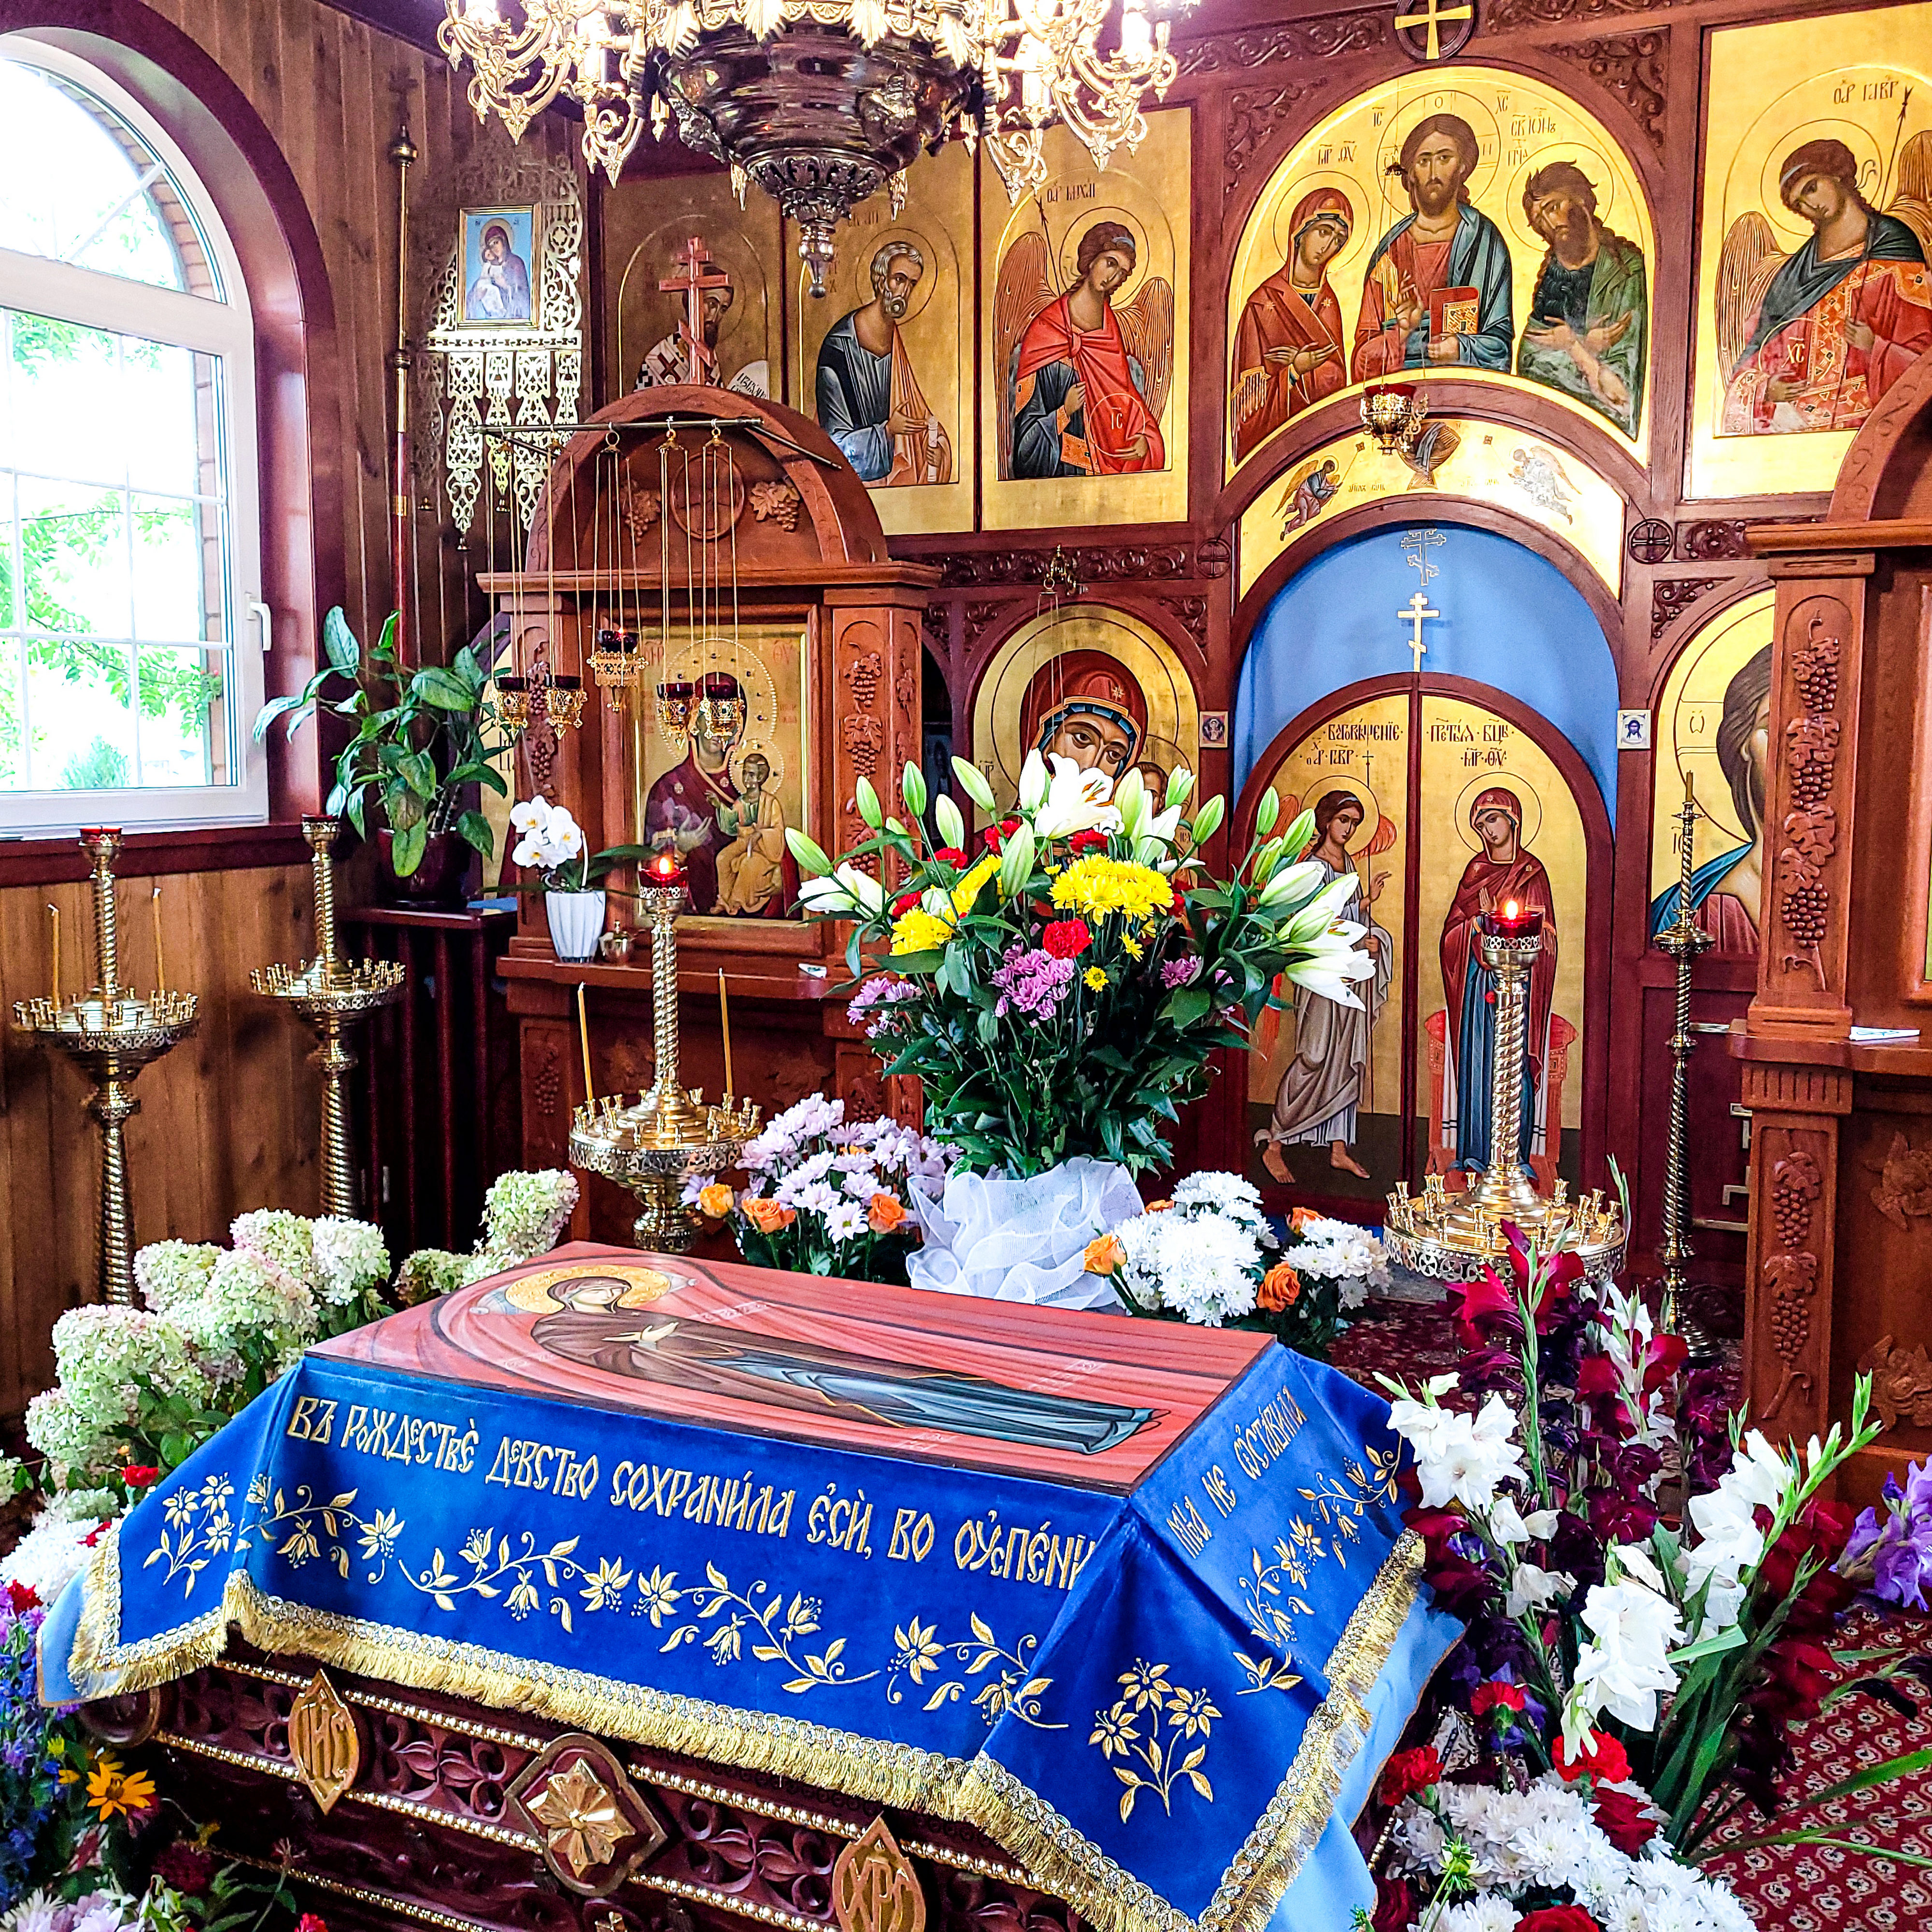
0, 864, 317, 1418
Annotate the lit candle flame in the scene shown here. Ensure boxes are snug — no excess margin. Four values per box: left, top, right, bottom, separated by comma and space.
1503, 898, 1519, 920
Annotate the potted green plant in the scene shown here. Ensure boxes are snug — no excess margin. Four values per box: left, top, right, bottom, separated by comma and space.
256, 608, 516, 900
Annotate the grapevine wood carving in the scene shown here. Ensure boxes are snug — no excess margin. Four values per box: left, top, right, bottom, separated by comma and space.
1763, 1144, 1823, 1421
1176, 10, 1385, 73
1540, 32, 1667, 151
1225, 84, 1326, 203
843, 713, 886, 777
1156, 596, 1210, 648
749, 481, 801, 530
1775, 616, 1842, 988
1649, 578, 1723, 640
938, 544, 1192, 588
1859, 1333, 1932, 1429
845, 653, 884, 710
1482, 0, 1668, 30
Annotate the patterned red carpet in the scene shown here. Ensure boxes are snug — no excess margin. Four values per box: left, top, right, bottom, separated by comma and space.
1332, 1293, 1932, 1932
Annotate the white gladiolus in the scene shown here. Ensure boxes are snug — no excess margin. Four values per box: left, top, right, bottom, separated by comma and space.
1566, 1572, 1684, 1743
1506, 1562, 1576, 1618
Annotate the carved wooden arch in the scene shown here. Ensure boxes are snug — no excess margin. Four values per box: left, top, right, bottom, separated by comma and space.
1226, 667, 1617, 1190
1823, 341, 1932, 524
1228, 493, 1630, 693
525, 383, 891, 572
11, 3, 344, 817
1640, 574, 1773, 714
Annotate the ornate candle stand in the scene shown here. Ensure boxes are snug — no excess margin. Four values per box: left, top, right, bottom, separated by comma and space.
569, 861, 758, 1254
1385, 913, 1627, 1284
1655, 779, 1717, 1357
12, 829, 199, 1305
251, 817, 405, 1218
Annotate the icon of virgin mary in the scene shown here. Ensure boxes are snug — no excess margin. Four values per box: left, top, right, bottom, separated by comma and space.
1017, 652, 1148, 787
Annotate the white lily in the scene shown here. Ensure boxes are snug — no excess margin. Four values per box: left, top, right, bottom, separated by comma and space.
796, 872, 858, 917
1030, 753, 1121, 839
837, 861, 886, 918
1284, 920, 1377, 1005
1258, 857, 1333, 913
1113, 766, 1148, 838
1277, 867, 1363, 931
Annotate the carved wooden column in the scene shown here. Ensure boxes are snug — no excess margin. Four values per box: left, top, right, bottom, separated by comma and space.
1733, 551, 1872, 1446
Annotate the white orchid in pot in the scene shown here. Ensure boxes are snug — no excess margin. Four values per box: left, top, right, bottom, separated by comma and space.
508, 795, 653, 961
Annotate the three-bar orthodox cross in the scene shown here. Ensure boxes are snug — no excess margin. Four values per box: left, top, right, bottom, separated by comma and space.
1398, 589, 1439, 673
659, 235, 731, 384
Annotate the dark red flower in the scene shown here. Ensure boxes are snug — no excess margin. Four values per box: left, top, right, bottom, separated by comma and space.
1642, 1333, 1690, 1394
1588, 1489, 1659, 1548
120, 1464, 159, 1489
155, 1842, 216, 1895
1758, 1497, 1858, 1602
295, 1916, 330, 1932
1591, 1785, 1661, 1855
1371, 1874, 1416, 1932
932, 847, 968, 868
1470, 1679, 1527, 1717
1553, 1728, 1630, 1784
1376, 1745, 1442, 1807
1067, 828, 1111, 854
1575, 1352, 1622, 1402
1515, 1908, 1601, 1932
1451, 1266, 1522, 1350
982, 817, 1021, 852
1041, 919, 1093, 960
5, 1581, 38, 1614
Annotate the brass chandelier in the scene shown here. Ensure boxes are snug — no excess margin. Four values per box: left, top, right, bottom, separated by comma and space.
440, 0, 1185, 295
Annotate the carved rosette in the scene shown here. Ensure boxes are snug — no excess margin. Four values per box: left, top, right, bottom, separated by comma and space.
509, 1733, 668, 1896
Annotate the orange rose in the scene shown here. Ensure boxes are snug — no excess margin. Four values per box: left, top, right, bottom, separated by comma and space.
742, 1196, 796, 1235
867, 1193, 909, 1234
1083, 1234, 1124, 1274
1145, 1199, 1175, 1214
1289, 1207, 1321, 1233
1258, 1263, 1302, 1312
696, 1182, 735, 1220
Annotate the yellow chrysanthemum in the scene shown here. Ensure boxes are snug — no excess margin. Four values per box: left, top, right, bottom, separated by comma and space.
950, 852, 1002, 916
1121, 931, 1145, 960
890, 909, 955, 955
85, 1753, 156, 1820
1084, 966, 1109, 991
1050, 855, 1175, 923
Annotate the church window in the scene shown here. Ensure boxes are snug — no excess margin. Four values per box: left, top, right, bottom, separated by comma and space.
0, 43, 263, 830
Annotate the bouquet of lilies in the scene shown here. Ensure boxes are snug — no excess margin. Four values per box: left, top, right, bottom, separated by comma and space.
788, 752, 1374, 1178
1366, 1225, 1932, 1932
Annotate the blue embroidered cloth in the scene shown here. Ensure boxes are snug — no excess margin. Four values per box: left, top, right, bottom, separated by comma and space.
43, 1247, 1455, 1932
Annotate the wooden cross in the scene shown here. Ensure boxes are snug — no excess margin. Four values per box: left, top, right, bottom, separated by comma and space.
1399, 589, 1438, 672
659, 235, 731, 382
1394, 0, 1473, 59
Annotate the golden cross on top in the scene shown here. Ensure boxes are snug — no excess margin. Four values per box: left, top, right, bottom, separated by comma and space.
1395, 0, 1474, 60
1399, 589, 1438, 672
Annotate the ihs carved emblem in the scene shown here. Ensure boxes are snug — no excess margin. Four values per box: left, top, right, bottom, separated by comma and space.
285, 1670, 361, 1815
833, 1816, 927, 1932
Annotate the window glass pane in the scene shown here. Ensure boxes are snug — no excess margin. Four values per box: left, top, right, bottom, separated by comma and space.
136, 644, 222, 786
124, 343, 218, 497
0, 62, 190, 292
0, 644, 20, 786
21, 477, 130, 639
25, 639, 135, 790
3, 313, 120, 482
131, 495, 215, 642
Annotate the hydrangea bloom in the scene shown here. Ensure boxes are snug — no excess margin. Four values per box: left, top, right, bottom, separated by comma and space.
171, 1249, 318, 1380
230, 1208, 316, 1288
310, 1217, 390, 1307
480, 1168, 578, 1260
132, 1241, 219, 1320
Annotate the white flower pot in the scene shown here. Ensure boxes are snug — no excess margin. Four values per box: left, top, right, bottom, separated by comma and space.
545, 889, 607, 962
905, 1156, 1142, 1310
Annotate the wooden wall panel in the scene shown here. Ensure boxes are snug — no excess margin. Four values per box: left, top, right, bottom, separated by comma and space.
0, 865, 317, 1419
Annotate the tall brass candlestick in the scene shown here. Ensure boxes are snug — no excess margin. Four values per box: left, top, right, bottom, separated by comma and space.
568, 856, 758, 1253
12, 831, 199, 1305
1655, 774, 1717, 1356
252, 817, 405, 1218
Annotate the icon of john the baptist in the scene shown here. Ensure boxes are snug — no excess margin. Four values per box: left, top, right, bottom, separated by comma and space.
526, 1276, 1154, 1455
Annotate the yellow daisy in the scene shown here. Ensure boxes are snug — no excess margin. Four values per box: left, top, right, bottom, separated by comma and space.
950, 852, 1002, 916
85, 1752, 157, 1819
1084, 966, 1109, 991
1050, 856, 1174, 923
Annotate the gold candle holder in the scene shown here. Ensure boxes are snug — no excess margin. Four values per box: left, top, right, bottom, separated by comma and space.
252, 816, 405, 1218
12, 829, 199, 1305
1385, 911, 1626, 1285
568, 857, 759, 1254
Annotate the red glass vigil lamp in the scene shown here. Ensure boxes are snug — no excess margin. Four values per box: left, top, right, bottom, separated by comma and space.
1481, 896, 1543, 938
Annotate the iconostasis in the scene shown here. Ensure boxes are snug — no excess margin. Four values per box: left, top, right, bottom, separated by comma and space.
584, 0, 1932, 1254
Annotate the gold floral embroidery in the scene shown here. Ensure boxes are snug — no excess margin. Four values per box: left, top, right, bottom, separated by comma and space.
1088, 1662, 1218, 1823
144, 1473, 399, 1599
885, 1614, 1063, 1730
654, 1564, 878, 1693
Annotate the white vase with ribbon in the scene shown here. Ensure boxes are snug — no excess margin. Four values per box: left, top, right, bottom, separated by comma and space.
545, 889, 606, 963
905, 1156, 1141, 1310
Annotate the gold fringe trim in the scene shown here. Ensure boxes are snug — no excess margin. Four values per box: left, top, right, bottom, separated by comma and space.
952, 1530, 1425, 1932
65, 1520, 1423, 1932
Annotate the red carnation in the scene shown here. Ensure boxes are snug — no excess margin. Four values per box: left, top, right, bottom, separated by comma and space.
891, 892, 921, 918
295, 1916, 330, 1932
1067, 828, 1110, 854
155, 1841, 216, 1895
1041, 919, 1092, 960
1376, 1745, 1442, 1807
1470, 1679, 1527, 1718
5, 1581, 38, 1614
1553, 1729, 1630, 1784
982, 817, 1021, 852
933, 847, 968, 868
1515, 1909, 1601, 1932
121, 1464, 159, 1489
1591, 1784, 1662, 1856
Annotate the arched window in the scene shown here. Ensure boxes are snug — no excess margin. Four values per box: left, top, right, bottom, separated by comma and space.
0, 40, 263, 829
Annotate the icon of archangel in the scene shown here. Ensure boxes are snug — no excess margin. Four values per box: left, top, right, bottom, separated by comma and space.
993, 218, 1175, 481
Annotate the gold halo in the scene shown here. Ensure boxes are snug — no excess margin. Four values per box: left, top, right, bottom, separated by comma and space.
497, 1263, 680, 1313
1267, 175, 1366, 284
1453, 770, 1545, 852
1375, 90, 1503, 226
727, 739, 785, 793
1749, 112, 1886, 247
1057, 205, 1155, 310
849, 227, 942, 325
1503, 143, 1625, 260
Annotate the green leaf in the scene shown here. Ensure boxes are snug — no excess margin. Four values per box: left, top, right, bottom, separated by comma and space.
1162, 984, 1212, 1027
412, 666, 477, 711
373, 610, 400, 662
390, 817, 428, 875
1765, 1745, 1932, 1819
253, 693, 303, 743
455, 809, 496, 857
323, 605, 361, 673
1667, 1626, 1749, 1666
398, 749, 437, 799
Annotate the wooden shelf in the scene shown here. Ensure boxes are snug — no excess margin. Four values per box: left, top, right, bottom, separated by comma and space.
500, 952, 834, 1003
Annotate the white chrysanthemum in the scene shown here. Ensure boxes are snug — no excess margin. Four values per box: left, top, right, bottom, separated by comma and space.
824, 1199, 868, 1242
310, 1217, 390, 1306
744, 1093, 843, 1170
0, 1500, 118, 1605
1171, 1170, 1268, 1226
781, 1178, 839, 1216
133, 1240, 220, 1318
1116, 1205, 1263, 1325
1394, 1803, 1447, 1868
480, 1168, 577, 1259
1437, 1899, 1517, 1932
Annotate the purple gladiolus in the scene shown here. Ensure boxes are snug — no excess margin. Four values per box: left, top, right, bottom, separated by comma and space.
1845, 1456, 1932, 1610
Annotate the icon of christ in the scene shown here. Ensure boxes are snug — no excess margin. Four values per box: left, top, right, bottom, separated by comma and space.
530, 1301, 1155, 1455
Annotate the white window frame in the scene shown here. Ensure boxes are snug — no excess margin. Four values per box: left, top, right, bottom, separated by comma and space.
0, 36, 265, 835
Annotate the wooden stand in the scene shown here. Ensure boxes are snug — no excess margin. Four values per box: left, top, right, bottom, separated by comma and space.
485, 386, 935, 1239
